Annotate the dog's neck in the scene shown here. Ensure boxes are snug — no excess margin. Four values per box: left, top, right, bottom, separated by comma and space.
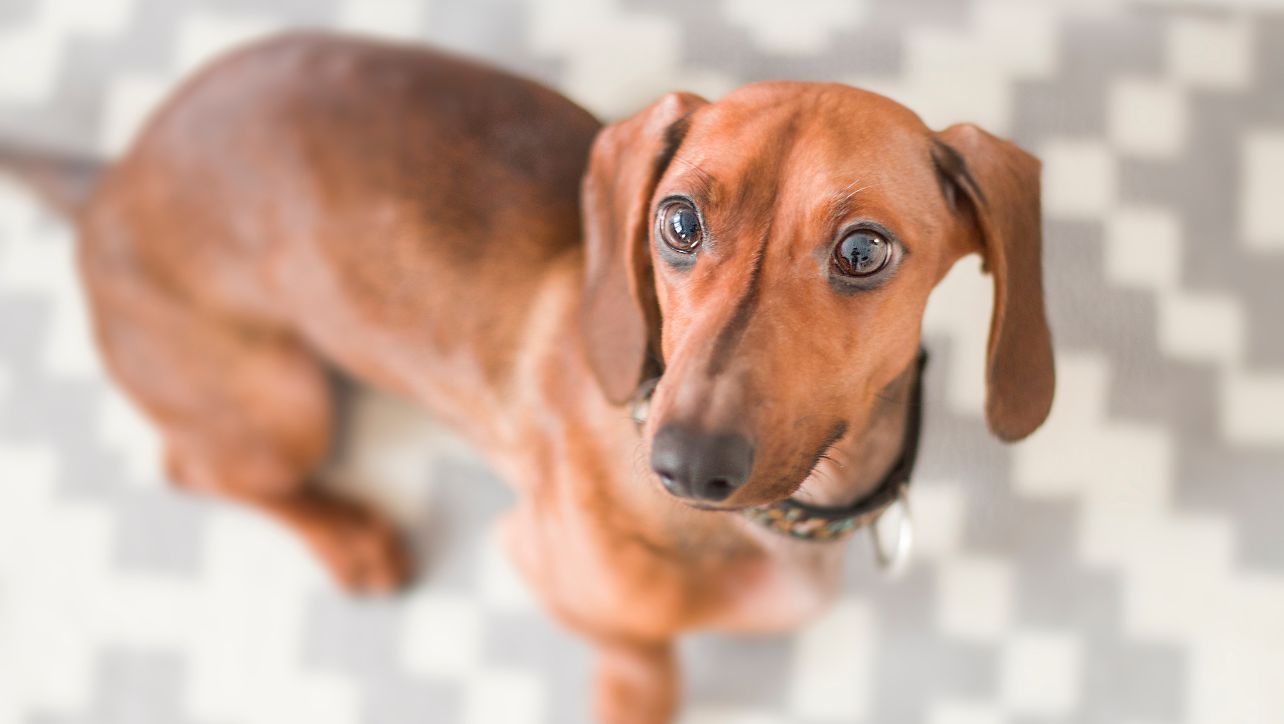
789, 361, 916, 510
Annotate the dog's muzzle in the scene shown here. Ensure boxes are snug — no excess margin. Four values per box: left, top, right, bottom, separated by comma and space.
630, 350, 927, 573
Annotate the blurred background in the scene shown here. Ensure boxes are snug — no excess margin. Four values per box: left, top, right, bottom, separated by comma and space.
1, 0, 1282, 722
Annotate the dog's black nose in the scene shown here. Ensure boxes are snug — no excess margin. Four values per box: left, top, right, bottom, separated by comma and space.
650, 424, 754, 502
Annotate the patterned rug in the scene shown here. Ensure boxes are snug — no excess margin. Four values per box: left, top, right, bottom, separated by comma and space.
2, 1, 1282, 722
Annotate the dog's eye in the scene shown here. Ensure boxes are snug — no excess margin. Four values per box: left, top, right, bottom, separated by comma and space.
658, 200, 703, 254
833, 230, 891, 277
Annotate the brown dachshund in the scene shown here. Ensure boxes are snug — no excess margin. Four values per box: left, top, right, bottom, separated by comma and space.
2, 32, 1053, 723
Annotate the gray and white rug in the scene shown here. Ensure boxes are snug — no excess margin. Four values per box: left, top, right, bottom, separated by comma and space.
2, 1, 1282, 722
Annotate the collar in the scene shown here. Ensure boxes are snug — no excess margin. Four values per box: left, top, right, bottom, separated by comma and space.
632, 350, 927, 569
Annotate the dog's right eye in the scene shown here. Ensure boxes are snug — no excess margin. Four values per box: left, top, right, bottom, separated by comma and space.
657, 200, 703, 254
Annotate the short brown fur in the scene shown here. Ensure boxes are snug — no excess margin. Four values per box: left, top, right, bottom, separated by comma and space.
9, 33, 1054, 723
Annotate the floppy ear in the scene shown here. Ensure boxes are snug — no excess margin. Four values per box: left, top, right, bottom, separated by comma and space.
580, 92, 707, 404
935, 123, 1054, 441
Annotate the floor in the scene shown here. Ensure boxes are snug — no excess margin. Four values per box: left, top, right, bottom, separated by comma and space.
1, 1, 1282, 722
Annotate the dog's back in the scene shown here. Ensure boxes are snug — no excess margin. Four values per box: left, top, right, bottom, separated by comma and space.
5, 34, 611, 594
80, 32, 601, 409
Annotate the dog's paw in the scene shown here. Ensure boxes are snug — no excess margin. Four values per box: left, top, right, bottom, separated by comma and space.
298, 497, 414, 594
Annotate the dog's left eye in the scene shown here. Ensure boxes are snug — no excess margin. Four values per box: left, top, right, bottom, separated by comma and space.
832, 229, 891, 277
658, 200, 703, 254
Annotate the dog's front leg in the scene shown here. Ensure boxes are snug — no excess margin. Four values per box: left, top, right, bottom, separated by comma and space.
497, 511, 681, 722
592, 637, 678, 724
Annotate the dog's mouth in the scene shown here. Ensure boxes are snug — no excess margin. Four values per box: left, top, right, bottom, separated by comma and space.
681, 500, 747, 513
776, 420, 852, 497
654, 420, 853, 512
665, 433, 853, 513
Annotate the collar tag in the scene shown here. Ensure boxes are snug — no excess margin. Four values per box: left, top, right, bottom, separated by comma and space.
870, 487, 913, 575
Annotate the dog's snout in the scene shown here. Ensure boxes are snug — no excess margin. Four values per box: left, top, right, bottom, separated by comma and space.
650, 424, 754, 502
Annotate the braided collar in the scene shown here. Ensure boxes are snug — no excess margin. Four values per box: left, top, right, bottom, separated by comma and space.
632, 351, 927, 560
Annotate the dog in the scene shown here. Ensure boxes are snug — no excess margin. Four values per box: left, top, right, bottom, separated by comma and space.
2, 32, 1053, 723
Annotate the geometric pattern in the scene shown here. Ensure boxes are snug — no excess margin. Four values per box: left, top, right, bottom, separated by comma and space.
2, 0, 1283, 722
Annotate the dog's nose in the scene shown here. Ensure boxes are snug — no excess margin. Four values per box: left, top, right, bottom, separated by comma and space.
650, 424, 755, 502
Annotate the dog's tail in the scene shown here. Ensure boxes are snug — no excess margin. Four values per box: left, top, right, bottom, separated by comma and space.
0, 140, 105, 220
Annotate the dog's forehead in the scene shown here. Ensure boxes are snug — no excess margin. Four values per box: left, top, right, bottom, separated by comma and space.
676, 83, 933, 190
693, 83, 925, 145
665, 83, 941, 227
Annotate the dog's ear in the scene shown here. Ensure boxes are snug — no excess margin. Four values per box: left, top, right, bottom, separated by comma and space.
581, 92, 707, 404
934, 123, 1054, 441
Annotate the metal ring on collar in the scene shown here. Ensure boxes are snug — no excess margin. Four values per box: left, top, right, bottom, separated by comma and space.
870, 486, 913, 574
